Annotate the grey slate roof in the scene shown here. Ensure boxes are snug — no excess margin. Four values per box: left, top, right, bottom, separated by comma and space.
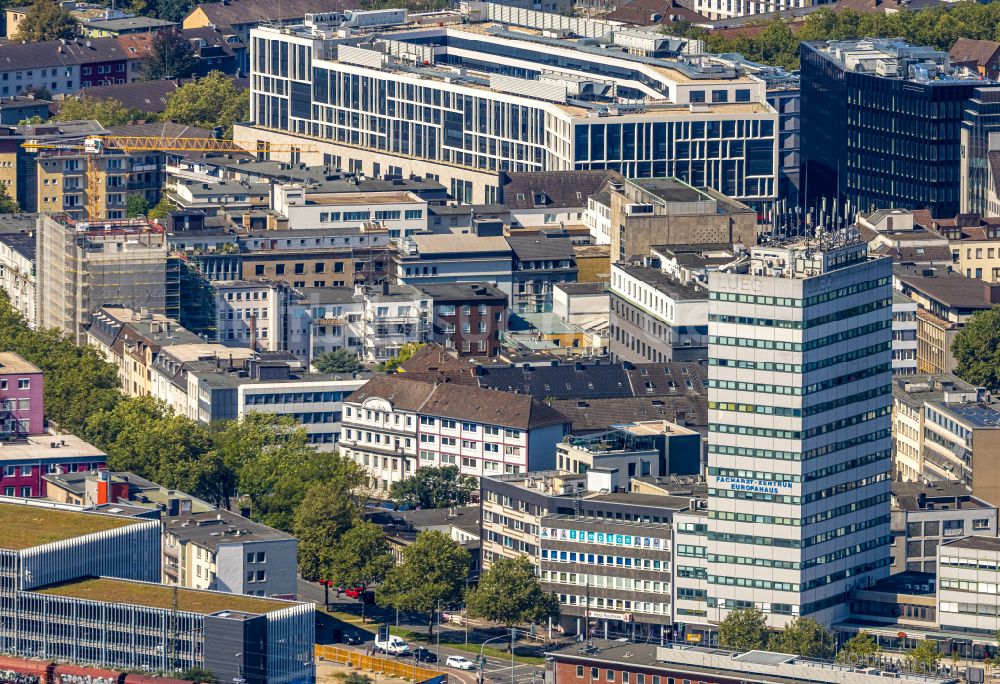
0, 36, 131, 70
79, 79, 183, 113
507, 235, 577, 262
500, 170, 611, 210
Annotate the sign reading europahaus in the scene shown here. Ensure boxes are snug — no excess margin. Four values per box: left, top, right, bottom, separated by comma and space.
709, 476, 794, 494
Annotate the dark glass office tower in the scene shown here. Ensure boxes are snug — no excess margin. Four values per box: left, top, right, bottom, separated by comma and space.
961, 86, 1000, 215
801, 40, 986, 219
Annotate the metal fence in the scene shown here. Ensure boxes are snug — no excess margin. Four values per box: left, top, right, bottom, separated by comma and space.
314, 644, 446, 683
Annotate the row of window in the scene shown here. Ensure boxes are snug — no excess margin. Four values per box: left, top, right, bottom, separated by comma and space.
710, 320, 891, 353
708, 430, 890, 464
540, 550, 670, 572
541, 571, 669, 594
710, 406, 891, 440
709, 341, 891, 374
708, 385, 890, 418
708, 298, 889, 330
0, 378, 30, 390
244, 391, 349, 405
707, 516, 889, 549
707, 363, 889, 397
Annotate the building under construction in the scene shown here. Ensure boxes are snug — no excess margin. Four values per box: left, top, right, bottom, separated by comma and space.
35, 215, 172, 345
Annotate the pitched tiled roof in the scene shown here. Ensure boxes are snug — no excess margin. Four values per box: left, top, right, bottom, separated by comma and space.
549, 395, 706, 433
105, 120, 216, 140
500, 170, 611, 210
606, 0, 709, 26
78, 79, 183, 113
950, 37, 1000, 68
346, 375, 570, 429
0, 36, 132, 70
115, 33, 155, 59
189, 0, 361, 26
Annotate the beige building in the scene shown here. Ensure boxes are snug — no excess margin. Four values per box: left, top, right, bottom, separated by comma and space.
86, 307, 202, 397
36, 151, 129, 220
895, 272, 1000, 374
891, 374, 980, 482
590, 175, 758, 263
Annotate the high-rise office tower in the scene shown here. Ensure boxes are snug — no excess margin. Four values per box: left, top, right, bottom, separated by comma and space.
704, 235, 893, 627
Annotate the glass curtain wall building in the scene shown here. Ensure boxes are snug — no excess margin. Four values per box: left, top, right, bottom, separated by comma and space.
801, 40, 988, 219
244, 8, 778, 205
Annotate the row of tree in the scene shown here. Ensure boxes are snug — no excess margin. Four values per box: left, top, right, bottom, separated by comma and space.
719, 608, 940, 670
664, 2, 1000, 70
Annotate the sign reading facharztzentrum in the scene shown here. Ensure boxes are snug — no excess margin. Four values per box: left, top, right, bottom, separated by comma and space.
710, 477, 794, 494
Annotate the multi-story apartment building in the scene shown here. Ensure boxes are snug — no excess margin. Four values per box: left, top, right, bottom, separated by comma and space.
241, 6, 778, 206
891, 481, 997, 575
36, 216, 171, 345
415, 283, 508, 357
0, 497, 312, 683
0, 231, 35, 328
938, 536, 1000, 639
163, 508, 297, 597
894, 272, 1000, 374
802, 40, 986, 218
214, 280, 294, 351
556, 420, 701, 477
922, 401, 1000, 504
609, 261, 708, 364
703, 236, 893, 628
0, 38, 140, 99
363, 283, 431, 364
340, 375, 570, 491
0, 353, 43, 441
87, 307, 203, 397
931, 213, 1000, 282
893, 292, 918, 376
396, 234, 514, 298
272, 183, 429, 237
891, 373, 981, 483
508, 236, 578, 314
34, 149, 129, 219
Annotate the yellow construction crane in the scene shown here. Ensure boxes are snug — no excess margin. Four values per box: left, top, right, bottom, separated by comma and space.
22, 135, 318, 221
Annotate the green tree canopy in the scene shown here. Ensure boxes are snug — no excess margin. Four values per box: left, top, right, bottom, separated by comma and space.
953, 307, 1000, 392
293, 480, 361, 582
388, 465, 477, 510
11, 0, 76, 41
313, 349, 366, 374
148, 195, 178, 219
164, 72, 250, 136
768, 617, 833, 659
55, 97, 145, 128
127, 194, 150, 218
377, 530, 470, 635
907, 640, 940, 673
718, 608, 769, 652
466, 555, 559, 628
837, 631, 880, 665
142, 29, 197, 80
0, 183, 19, 214
329, 521, 395, 621
378, 342, 425, 371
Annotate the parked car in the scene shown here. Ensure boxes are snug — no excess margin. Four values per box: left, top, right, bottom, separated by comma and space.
343, 630, 362, 645
447, 656, 475, 670
413, 648, 438, 663
344, 587, 365, 599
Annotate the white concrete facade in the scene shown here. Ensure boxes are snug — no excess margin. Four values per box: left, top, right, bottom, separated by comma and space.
702, 239, 893, 628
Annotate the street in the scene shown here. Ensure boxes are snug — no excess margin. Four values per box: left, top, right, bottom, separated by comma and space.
302, 578, 548, 684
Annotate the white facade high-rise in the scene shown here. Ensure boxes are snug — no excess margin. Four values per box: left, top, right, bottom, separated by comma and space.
704, 237, 894, 627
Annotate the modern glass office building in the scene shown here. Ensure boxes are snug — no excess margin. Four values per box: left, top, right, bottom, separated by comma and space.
961, 86, 1000, 215
242, 6, 778, 205
801, 39, 987, 219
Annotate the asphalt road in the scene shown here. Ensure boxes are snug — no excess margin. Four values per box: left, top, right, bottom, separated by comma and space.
302, 578, 546, 684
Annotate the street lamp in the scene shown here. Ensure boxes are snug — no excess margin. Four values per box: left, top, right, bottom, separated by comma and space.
478, 632, 516, 684
233, 652, 245, 684
436, 600, 444, 664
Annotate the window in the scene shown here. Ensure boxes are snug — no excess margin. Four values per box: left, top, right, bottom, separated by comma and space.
19, 486, 30, 497
974, 519, 991, 530
689, 90, 705, 103
576, 666, 584, 678
606, 671, 615, 682
17, 379, 29, 389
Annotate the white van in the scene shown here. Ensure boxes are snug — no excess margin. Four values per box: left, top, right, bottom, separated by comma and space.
374, 635, 410, 655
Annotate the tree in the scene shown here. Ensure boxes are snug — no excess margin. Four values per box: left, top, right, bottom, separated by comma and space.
164, 71, 250, 137
24, 85, 51, 101
0, 183, 19, 214
377, 530, 469, 636
837, 631, 880, 665
718, 608, 769, 652
329, 521, 395, 621
148, 196, 178, 219
293, 481, 361, 582
178, 668, 214, 683
768, 617, 833, 659
142, 29, 197, 80
466, 555, 559, 629
11, 0, 76, 41
127, 194, 150, 218
378, 342, 425, 372
313, 349, 365, 374
907, 640, 940, 673
55, 97, 143, 128
953, 307, 1000, 392
388, 465, 477, 510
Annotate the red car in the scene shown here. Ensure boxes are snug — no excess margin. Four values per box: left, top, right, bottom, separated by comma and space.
344, 587, 364, 599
